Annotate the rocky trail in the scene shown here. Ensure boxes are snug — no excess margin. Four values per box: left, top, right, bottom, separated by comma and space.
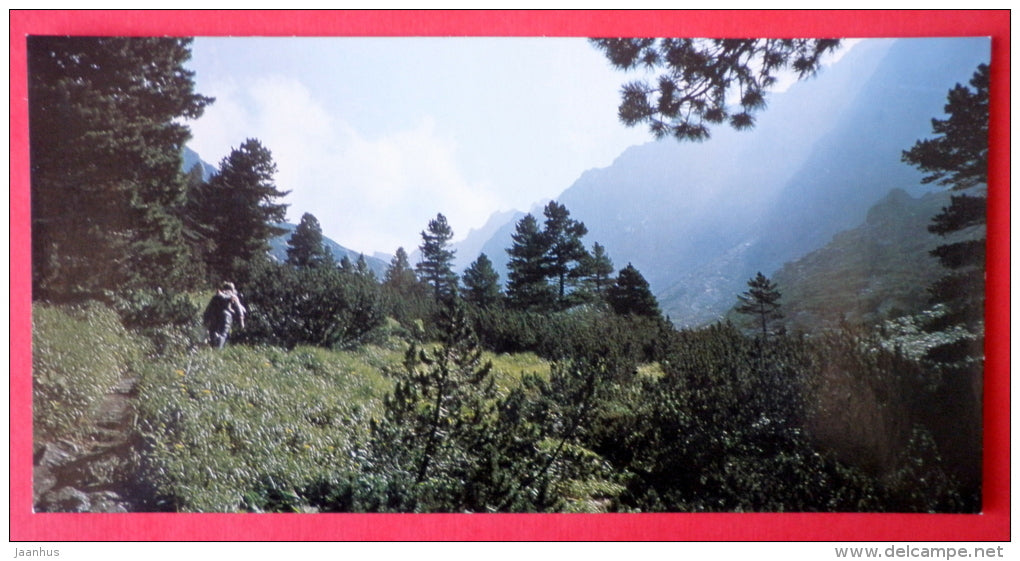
33, 377, 149, 512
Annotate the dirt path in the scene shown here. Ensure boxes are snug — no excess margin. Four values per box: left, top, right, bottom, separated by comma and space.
33, 377, 147, 512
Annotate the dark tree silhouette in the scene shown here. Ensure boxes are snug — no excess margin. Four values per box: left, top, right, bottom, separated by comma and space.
902, 64, 989, 191
505, 214, 555, 311
735, 272, 783, 340
900, 64, 988, 501
578, 242, 615, 298
590, 38, 841, 141
416, 213, 458, 301
606, 263, 661, 318
286, 213, 334, 268
462, 253, 502, 308
542, 201, 589, 307
28, 36, 213, 298
384, 247, 418, 291
197, 138, 289, 281
902, 64, 989, 366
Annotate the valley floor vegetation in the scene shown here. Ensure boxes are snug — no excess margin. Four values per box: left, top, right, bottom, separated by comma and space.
32, 252, 982, 513
28, 36, 985, 514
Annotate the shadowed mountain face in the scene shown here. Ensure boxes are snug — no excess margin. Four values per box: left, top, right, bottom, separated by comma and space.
454, 38, 990, 327
767, 188, 982, 330
182, 145, 217, 180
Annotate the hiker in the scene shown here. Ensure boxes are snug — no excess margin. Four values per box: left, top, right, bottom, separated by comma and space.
203, 281, 246, 349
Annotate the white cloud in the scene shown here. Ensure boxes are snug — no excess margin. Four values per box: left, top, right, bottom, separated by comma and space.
187, 77, 246, 166
326, 116, 502, 252
188, 75, 500, 255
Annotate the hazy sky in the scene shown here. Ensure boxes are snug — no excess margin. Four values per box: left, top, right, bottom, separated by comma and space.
185, 37, 854, 257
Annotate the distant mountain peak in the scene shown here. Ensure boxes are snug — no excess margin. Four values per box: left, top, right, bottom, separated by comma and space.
182, 145, 217, 181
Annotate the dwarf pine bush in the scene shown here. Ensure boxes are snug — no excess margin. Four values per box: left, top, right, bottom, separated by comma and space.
237, 261, 385, 350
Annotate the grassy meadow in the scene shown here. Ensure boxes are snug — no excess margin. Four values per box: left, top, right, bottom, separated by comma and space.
33, 301, 560, 512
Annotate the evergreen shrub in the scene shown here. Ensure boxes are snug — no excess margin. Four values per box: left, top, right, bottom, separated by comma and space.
237, 261, 384, 350
108, 288, 204, 354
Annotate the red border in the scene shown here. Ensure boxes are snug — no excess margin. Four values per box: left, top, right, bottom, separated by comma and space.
9, 10, 1009, 542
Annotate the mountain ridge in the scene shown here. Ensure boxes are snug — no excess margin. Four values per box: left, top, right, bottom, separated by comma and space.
452, 37, 990, 327
766, 187, 980, 330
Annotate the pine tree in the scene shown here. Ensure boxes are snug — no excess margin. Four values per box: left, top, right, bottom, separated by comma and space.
198, 139, 289, 281
415, 213, 458, 301
286, 212, 334, 268
368, 299, 498, 510
902, 64, 989, 191
505, 214, 555, 311
382, 246, 431, 331
735, 272, 783, 340
364, 298, 608, 512
899, 65, 989, 500
578, 242, 615, 299
338, 255, 355, 274
902, 64, 989, 366
28, 36, 213, 299
384, 247, 418, 291
606, 263, 661, 318
542, 201, 589, 308
590, 38, 841, 141
182, 163, 216, 281
355, 253, 377, 281
462, 253, 502, 308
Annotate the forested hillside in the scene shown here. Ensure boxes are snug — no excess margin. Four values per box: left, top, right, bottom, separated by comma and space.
29, 36, 987, 514
769, 188, 976, 329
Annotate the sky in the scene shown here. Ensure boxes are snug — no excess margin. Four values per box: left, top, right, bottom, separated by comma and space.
185, 37, 651, 256
184, 37, 856, 257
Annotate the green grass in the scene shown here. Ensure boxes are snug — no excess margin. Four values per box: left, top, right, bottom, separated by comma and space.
32, 300, 560, 512
130, 334, 559, 511
32, 302, 149, 443
134, 343, 400, 512
486, 351, 551, 390
32, 298, 977, 513
31, 301, 578, 512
